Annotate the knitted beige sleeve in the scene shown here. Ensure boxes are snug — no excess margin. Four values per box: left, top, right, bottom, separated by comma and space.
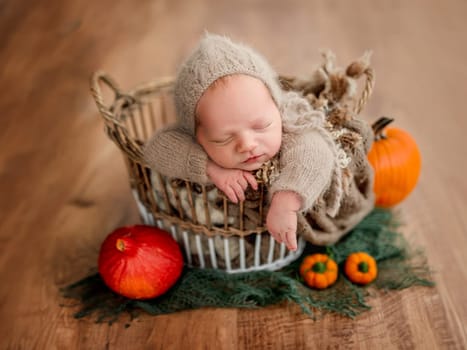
269, 130, 335, 212
143, 125, 210, 184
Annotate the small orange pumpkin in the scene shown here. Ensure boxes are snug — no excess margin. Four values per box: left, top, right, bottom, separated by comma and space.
367, 117, 422, 207
299, 254, 338, 289
344, 252, 377, 285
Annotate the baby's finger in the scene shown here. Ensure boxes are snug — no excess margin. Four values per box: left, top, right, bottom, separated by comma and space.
278, 231, 287, 245
237, 176, 248, 190
285, 231, 297, 251
266, 224, 279, 242
269, 230, 282, 244
224, 187, 238, 203
243, 172, 258, 190
233, 183, 245, 202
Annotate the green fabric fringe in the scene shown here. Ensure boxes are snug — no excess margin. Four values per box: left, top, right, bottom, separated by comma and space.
61, 209, 434, 324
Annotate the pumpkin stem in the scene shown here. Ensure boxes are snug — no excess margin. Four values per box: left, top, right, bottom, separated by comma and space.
312, 261, 327, 273
372, 117, 394, 140
116, 238, 126, 252
358, 262, 369, 273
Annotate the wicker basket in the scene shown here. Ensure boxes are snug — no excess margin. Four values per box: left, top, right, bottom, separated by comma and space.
90, 72, 309, 273
90, 65, 373, 273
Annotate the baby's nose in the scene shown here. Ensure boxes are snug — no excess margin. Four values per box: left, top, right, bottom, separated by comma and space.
237, 132, 257, 153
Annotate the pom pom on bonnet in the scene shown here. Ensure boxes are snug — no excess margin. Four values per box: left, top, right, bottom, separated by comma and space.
174, 33, 283, 136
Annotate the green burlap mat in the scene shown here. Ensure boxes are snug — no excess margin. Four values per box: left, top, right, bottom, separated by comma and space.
61, 209, 434, 324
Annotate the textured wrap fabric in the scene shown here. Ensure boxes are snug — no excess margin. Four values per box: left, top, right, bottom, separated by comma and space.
298, 117, 375, 245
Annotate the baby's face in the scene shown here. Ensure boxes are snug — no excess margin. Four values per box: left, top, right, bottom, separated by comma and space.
195, 74, 282, 171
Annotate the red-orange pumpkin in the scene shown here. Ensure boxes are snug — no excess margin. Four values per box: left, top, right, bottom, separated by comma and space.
367, 117, 422, 207
98, 225, 184, 299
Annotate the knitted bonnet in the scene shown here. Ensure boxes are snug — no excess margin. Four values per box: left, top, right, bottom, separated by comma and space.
174, 33, 283, 135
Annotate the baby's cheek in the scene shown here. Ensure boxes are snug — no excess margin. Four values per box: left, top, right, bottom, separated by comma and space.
211, 148, 236, 168
266, 135, 282, 157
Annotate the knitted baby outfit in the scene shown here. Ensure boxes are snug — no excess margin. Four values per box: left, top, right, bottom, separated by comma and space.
143, 33, 374, 245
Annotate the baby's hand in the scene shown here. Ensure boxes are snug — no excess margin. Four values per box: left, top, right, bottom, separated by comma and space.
266, 191, 302, 251
207, 160, 258, 203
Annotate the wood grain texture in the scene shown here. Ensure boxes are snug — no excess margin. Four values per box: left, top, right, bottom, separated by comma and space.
1, 0, 466, 348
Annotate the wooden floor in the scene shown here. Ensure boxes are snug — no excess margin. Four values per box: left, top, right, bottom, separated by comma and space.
1, 0, 466, 348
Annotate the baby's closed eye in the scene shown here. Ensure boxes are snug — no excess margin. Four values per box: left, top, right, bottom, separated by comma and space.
211, 136, 233, 145
253, 121, 272, 130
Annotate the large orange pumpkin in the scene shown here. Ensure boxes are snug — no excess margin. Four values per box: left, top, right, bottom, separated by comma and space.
367, 117, 422, 207
98, 225, 184, 299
